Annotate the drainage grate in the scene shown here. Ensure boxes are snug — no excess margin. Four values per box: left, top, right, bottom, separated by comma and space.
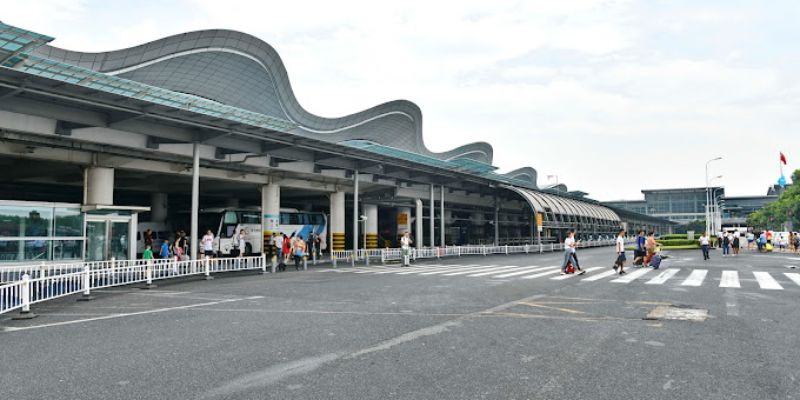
645, 305, 708, 322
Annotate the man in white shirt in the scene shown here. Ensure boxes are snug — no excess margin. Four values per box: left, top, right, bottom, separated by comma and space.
202, 229, 215, 258
274, 233, 284, 263
614, 229, 626, 275
560, 229, 585, 275
400, 232, 412, 267
700, 232, 710, 260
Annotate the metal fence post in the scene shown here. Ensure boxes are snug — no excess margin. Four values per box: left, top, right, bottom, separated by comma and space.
78, 265, 94, 301
204, 256, 214, 280
12, 274, 37, 320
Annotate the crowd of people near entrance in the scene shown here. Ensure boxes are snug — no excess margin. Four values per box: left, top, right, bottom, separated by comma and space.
264, 232, 322, 271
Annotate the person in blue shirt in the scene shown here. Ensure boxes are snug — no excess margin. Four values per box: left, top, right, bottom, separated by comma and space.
160, 239, 170, 259
633, 230, 646, 267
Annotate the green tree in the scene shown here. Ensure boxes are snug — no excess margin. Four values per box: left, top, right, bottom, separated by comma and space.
748, 169, 800, 230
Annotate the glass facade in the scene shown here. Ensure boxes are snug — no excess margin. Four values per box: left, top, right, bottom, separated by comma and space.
0, 202, 83, 262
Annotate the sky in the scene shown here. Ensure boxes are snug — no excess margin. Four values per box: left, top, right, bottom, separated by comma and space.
3, 0, 798, 200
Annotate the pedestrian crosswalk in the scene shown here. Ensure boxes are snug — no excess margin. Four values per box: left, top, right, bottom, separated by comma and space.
322, 263, 800, 292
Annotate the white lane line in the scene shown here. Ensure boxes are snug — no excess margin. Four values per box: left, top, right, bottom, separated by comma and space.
443, 265, 517, 276
719, 271, 741, 288
753, 272, 783, 290
581, 269, 619, 282
467, 265, 535, 277
520, 268, 562, 280
645, 268, 680, 285
784, 273, 800, 286
681, 269, 708, 287
610, 267, 653, 283
352, 266, 399, 273
492, 266, 548, 278
1, 296, 263, 332
551, 267, 603, 280
372, 265, 446, 275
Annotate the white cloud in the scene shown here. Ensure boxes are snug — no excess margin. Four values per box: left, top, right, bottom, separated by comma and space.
2, 0, 798, 200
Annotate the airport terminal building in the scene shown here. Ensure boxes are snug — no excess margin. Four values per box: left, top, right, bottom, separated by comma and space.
0, 22, 672, 263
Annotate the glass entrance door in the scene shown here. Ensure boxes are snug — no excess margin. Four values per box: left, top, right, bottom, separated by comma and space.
86, 221, 107, 261
85, 219, 131, 261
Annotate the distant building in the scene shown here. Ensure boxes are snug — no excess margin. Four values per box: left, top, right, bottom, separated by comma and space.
604, 187, 777, 227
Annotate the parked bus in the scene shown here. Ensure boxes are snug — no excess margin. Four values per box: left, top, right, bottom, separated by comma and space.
176, 208, 327, 257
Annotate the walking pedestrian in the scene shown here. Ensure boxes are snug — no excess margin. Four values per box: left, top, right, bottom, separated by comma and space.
700, 232, 710, 260
732, 233, 740, 256
633, 230, 646, 267
613, 229, 627, 275
237, 229, 246, 257
144, 228, 154, 250
202, 229, 215, 258
722, 233, 730, 256
274, 233, 284, 263
560, 229, 585, 275
644, 232, 657, 266
282, 234, 291, 264
794, 233, 800, 254
143, 244, 154, 261
292, 235, 306, 270
400, 232, 413, 267
160, 239, 170, 259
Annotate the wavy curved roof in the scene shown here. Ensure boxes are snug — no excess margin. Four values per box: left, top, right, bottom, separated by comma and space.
32, 29, 493, 164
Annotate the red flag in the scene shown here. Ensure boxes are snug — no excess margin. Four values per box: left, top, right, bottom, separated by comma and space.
780, 152, 787, 165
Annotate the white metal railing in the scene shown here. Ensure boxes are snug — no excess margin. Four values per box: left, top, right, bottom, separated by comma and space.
0, 255, 266, 316
328, 239, 618, 267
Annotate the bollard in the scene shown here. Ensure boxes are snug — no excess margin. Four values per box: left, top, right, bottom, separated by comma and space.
539, 243, 543, 254
77, 265, 95, 301
505, 245, 509, 255
173, 256, 179, 275
365, 252, 370, 266
381, 249, 386, 265
525, 245, 529, 254
271, 255, 277, 274
332, 254, 337, 268
261, 253, 268, 274
12, 274, 37, 320
204, 256, 214, 280
303, 256, 308, 271
483, 245, 487, 256
350, 254, 355, 268
436, 247, 440, 260
312, 251, 317, 265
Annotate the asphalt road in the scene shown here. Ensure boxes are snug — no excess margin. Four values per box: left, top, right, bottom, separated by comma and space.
2, 246, 799, 400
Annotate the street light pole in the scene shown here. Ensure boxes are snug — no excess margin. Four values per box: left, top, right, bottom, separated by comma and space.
705, 157, 722, 235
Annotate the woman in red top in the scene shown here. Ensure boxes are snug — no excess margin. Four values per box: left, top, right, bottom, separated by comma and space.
282, 234, 291, 260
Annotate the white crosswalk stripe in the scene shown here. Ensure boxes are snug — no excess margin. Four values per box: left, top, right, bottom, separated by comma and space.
610, 267, 653, 283
719, 271, 741, 288
491, 266, 547, 278
581, 269, 619, 282
417, 265, 488, 276
753, 271, 783, 290
785, 272, 800, 286
681, 269, 707, 286
550, 266, 603, 280
444, 265, 520, 276
645, 268, 680, 285
519, 268, 562, 280
464, 266, 532, 277
326, 262, 799, 293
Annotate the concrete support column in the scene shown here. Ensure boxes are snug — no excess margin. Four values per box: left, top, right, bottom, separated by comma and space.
261, 183, 280, 254
83, 166, 114, 205
429, 184, 435, 247
440, 186, 445, 246
493, 193, 500, 246
415, 199, 423, 249
353, 171, 360, 253
150, 193, 168, 224
364, 204, 378, 249
330, 191, 345, 251
190, 142, 200, 260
